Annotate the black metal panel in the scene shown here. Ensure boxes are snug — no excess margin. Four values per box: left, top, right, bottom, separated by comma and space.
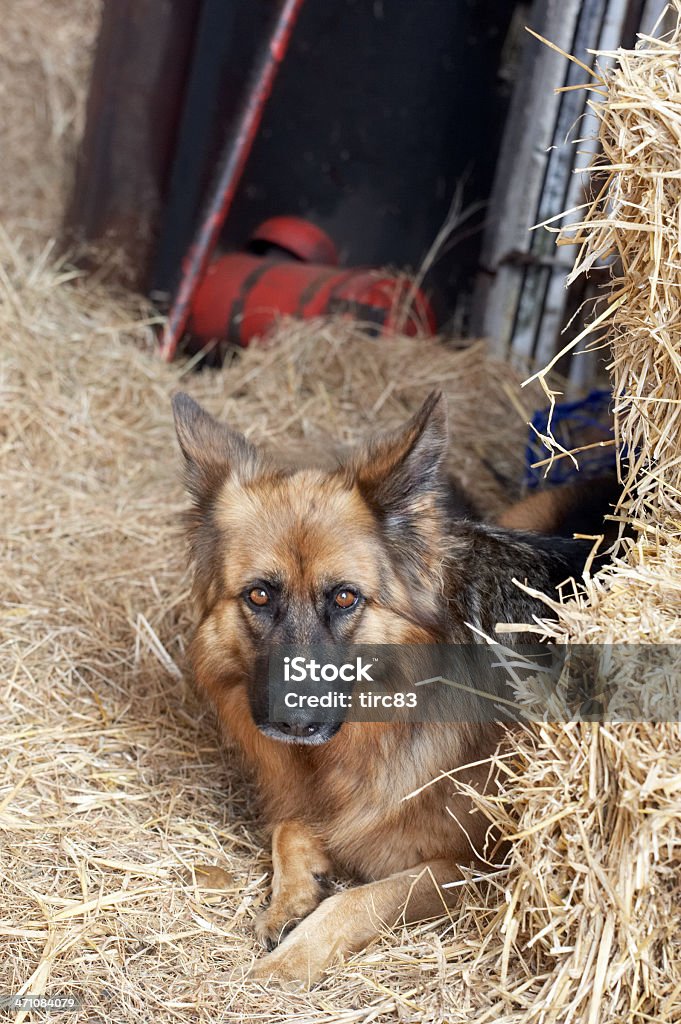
226, 0, 516, 303
152, 0, 519, 316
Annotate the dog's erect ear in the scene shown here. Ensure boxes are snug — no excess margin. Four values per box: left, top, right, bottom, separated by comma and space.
349, 390, 448, 525
171, 393, 262, 500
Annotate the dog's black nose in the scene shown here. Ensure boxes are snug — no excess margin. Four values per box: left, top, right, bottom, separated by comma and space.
274, 721, 321, 739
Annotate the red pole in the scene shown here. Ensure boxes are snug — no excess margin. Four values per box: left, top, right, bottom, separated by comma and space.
159, 0, 306, 362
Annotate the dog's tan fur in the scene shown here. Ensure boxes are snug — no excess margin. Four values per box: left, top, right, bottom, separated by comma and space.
172, 391, 602, 985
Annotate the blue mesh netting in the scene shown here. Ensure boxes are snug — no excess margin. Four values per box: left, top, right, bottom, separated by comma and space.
525, 388, 616, 488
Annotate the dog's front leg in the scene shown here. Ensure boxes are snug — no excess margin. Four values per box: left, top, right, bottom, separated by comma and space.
254, 820, 332, 949
249, 857, 464, 987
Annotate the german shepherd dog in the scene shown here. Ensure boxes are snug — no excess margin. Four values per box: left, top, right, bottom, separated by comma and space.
172, 391, 609, 986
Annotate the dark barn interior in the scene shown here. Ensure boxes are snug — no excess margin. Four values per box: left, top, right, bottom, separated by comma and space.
67, 0, 656, 367
151, 0, 519, 310
67, 0, 523, 333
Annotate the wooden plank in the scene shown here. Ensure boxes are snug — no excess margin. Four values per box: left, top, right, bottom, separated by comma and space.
63, 0, 202, 289
472, 0, 583, 358
640, 0, 675, 35
512, 0, 609, 364
531, 0, 633, 377
549, 0, 632, 387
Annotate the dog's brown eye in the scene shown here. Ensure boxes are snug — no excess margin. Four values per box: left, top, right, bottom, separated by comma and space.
248, 587, 270, 607
334, 588, 359, 610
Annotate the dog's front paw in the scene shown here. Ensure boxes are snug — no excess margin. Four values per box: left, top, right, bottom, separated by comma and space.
249, 893, 344, 987
253, 905, 297, 950
253, 885, 325, 950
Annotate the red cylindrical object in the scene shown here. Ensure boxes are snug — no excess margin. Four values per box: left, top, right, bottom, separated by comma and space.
187, 253, 437, 349
250, 216, 340, 264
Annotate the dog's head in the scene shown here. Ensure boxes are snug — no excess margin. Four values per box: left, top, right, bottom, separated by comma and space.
172, 391, 450, 745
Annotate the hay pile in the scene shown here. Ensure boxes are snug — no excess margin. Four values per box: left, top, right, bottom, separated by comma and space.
0, 0, 100, 240
3, 4, 681, 1024
0, 227, 532, 1021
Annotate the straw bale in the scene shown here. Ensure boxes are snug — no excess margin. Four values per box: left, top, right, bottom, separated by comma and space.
461, 9, 681, 1023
